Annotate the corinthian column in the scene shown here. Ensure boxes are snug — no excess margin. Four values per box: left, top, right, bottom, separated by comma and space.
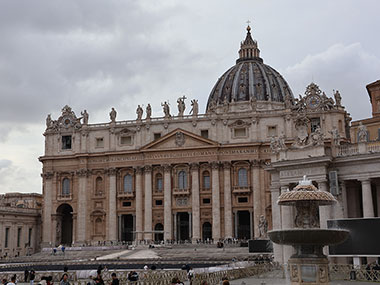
144, 166, 153, 241
163, 164, 172, 241
108, 168, 117, 242
211, 162, 221, 240
251, 160, 261, 238
223, 162, 233, 239
281, 185, 293, 264
135, 167, 143, 241
191, 163, 200, 242
42, 172, 54, 246
318, 180, 330, 229
361, 179, 374, 218
77, 168, 89, 243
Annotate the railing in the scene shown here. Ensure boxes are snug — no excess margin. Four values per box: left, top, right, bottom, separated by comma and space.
232, 186, 251, 194
117, 191, 135, 199
367, 141, 380, 152
330, 264, 380, 282
173, 188, 190, 196
57, 193, 73, 201
336, 144, 359, 157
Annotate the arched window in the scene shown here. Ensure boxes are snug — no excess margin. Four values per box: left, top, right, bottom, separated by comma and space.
95, 177, 103, 195
238, 168, 248, 187
178, 171, 187, 189
203, 171, 210, 189
156, 173, 163, 192
123, 174, 133, 193
62, 178, 70, 195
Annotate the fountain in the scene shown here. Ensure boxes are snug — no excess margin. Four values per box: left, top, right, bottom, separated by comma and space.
268, 176, 349, 284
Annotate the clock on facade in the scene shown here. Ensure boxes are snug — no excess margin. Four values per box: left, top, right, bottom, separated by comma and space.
306, 95, 321, 109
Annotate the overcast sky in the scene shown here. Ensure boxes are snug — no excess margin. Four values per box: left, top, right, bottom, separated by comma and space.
1, 0, 379, 194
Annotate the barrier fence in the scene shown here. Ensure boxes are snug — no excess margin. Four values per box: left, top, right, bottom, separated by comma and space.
1, 263, 379, 284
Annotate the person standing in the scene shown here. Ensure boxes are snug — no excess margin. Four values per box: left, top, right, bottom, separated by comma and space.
29, 270, 35, 285
187, 267, 194, 285
24, 269, 29, 282
7, 276, 16, 285
60, 274, 70, 285
110, 273, 119, 285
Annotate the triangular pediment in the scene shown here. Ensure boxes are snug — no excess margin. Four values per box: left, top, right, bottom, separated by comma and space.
141, 128, 219, 151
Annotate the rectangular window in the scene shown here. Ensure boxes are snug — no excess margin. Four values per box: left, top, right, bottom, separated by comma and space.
267, 126, 277, 137
155, 200, 163, 206
238, 197, 248, 203
234, 128, 247, 137
96, 137, 104, 148
154, 133, 161, 140
17, 228, 22, 248
120, 136, 132, 145
62, 135, 72, 150
28, 228, 32, 246
310, 118, 321, 132
202, 198, 211, 204
122, 201, 132, 207
5, 228, 9, 248
201, 130, 209, 139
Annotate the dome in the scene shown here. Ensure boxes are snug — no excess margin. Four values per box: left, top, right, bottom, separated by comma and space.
206, 26, 294, 112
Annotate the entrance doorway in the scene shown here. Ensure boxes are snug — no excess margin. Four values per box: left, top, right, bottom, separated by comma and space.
177, 212, 190, 241
121, 214, 134, 242
237, 211, 251, 239
202, 222, 212, 241
154, 223, 164, 242
56, 204, 73, 245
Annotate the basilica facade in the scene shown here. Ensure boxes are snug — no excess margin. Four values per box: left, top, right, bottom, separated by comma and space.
40, 27, 353, 255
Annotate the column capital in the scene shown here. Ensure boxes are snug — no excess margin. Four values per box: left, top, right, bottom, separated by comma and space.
76, 168, 91, 177
135, 166, 144, 175
163, 164, 171, 172
41, 172, 54, 179
359, 178, 371, 184
190, 163, 199, 171
250, 159, 262, 167
107, 168, 117, 176
222, 161, 231, 169
211, 161, 220, 170
144, 165, 152, 173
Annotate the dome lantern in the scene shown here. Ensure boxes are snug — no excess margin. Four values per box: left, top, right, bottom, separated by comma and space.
237, 25, 261, 63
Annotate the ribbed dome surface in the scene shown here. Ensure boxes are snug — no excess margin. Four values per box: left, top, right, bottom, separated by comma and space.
206, 26, 293, 112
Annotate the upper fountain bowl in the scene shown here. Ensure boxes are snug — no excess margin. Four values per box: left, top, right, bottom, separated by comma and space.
278, 175, 336, 206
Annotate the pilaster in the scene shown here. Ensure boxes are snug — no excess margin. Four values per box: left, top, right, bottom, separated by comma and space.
211, 161, 221, 240
135, 167, 143, 241
144, 166, 153, 241
163, 164, 172, 241
191, 163, 200, 242
107, 168, 117, 242
223, 162, 233, 239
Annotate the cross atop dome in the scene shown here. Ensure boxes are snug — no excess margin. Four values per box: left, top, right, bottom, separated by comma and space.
237, 23, 261, 63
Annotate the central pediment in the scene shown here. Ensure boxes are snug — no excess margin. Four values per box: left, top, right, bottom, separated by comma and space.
141, 128, 219, 151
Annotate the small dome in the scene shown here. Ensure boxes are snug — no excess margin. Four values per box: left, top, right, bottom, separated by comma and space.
206, 26, 293, 112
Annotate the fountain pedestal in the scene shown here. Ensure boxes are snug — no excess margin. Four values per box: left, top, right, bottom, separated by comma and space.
289, 257, 329, 284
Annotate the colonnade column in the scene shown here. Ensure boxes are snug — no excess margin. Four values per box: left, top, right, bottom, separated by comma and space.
318, 180, 331, 228
251, 160, 261, 238
223, 162, 233, 239
135, 167, 143, 241
270, 184, 283, 263
163, 164, 173, 241
77, 169, 88, 243
280, 185, 294, 264
144, 166, 153, 241
107, 168, 117, 242
340, 180, 348, 219
361, 179, 374, 218
42, 172, 53, 246
191, 163, 200, 242
211, 162, 221, 240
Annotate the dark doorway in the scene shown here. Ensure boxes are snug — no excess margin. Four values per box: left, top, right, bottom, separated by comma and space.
237, 211, 251, 239
121, 214, 134, 242
202, 222, 212, 240
56, 204, 73, 245
154, 223, 164, 242
177, 212, 190, 241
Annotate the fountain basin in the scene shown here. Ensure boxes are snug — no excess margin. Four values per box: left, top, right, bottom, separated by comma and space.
268, 228, 349, 246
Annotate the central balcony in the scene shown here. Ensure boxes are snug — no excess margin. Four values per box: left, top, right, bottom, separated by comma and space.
117, 191, 135, 199
173, 187, 190, 196
232, 186, 251, 194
